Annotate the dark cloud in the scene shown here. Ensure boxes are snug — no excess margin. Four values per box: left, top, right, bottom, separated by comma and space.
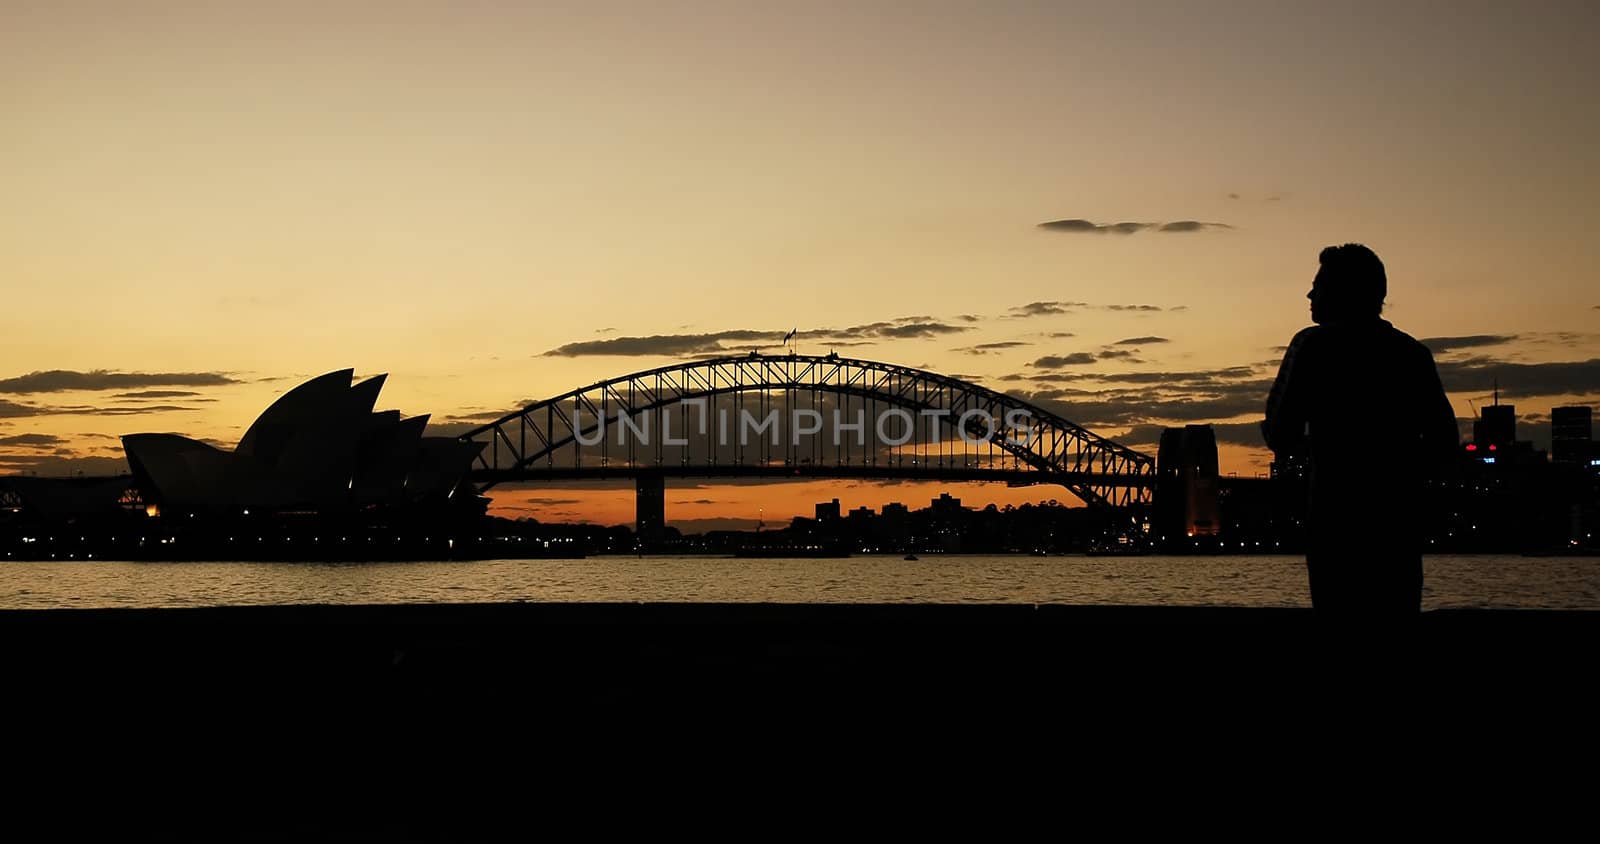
1227, 193, 1240, 200
998, 373, 1078, 383
953, 341, 1031, 354
1115, 422, 1266, 449
1005, 366, 1262, 386
544, 330, 779, 357
75, 405, 200, 416
1021, 390, 1268, 428
846, 320, 967, 339
1158, 221, 1232, 233
1004, 352, 1596, 449
957, 314, 982, 322
1008, 302, 1180, 318
1038, 219, 1231, 235
1030, 353, 1098, 368
0, 370, 240, 394
0, 453, 129, 476
440, 409, 517, 423
1420, 335, 1518, 354
596, 327, 617, 333
112, 390, 204, 399
1525, 331, 1600, 347
1, 400, 183, 418
1048, 332, 1076, 338
1113, 336, 1169, 346
421, 421, 482, 439
1436, 358, 1600, 399
542, 317, 971, 357
0, 399, 42, 419
1009, 301, 1085, 317
1038, 219, 1150, 234
1097, 350, 1141, 360
997, 360, 1280, 435
0, 433, 66, 447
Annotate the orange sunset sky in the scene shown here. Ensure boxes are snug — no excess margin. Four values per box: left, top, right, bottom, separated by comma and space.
3, 1, 1597, 530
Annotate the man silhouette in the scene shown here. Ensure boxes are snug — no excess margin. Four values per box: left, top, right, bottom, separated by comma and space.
1263, 244, 1458, 614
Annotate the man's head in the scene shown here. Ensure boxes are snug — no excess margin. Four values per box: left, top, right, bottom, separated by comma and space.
1309, 243, 1386, 324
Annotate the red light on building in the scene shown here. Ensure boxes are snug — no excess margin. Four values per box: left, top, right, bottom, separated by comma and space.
1488, 444, 1497, 451
1465, 444, 1477, 452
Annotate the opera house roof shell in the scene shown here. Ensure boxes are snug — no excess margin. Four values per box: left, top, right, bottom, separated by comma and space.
122, 369, 482, 515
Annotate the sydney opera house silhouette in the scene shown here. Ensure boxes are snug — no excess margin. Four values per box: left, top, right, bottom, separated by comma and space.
123, 369, 482, 518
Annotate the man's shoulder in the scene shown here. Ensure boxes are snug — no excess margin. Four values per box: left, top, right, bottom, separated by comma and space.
1379, 322, 1435, 355
1286, 325, 1322, 348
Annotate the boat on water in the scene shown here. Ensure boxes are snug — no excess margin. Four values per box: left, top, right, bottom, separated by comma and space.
903, 553, 919, 561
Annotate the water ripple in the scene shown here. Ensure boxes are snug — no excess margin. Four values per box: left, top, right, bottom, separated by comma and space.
0, 554, 1592, 609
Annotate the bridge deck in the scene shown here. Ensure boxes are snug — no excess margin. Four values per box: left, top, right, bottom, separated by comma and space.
468, 464, 1154, 486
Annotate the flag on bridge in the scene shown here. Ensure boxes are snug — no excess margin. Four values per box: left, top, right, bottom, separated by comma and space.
783, 327, 797, 345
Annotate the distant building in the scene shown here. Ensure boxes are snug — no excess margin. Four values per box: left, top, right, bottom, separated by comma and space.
931, 493, 962, 516
1464, 398, 1546, 467
815, 498, 841, 521
1155, 425, 1220, 542
1552, 406, 1593, 466
878, 502, 910, 545
1269, 452, 1308, 482
1473, 404, 1516, 448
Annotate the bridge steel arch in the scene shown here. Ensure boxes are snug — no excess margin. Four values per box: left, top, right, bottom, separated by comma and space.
460, 354, 1157, 532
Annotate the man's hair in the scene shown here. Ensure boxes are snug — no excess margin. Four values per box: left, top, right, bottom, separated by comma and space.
1317, 243, 1387, 316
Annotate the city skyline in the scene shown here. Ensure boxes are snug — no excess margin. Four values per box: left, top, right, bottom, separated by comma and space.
4, 1, 1599, 527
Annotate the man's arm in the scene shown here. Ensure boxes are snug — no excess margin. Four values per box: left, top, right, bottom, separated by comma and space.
1262, 329, 1313, 455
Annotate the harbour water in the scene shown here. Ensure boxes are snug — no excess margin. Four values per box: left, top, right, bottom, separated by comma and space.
1, 553, 1595, 611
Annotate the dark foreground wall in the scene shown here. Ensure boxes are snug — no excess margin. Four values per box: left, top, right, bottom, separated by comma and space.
3, 602, 1592, 838
5, 601, 1592, 686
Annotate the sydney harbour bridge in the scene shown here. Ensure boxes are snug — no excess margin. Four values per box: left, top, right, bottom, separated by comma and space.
1, 353, 1174, 548
459, 353, 1160, 544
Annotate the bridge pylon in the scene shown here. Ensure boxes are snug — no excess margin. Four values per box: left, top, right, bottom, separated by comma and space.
635, 471, 666, 551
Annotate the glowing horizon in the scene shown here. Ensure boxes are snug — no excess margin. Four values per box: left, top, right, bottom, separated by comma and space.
4, 1, 1598, 527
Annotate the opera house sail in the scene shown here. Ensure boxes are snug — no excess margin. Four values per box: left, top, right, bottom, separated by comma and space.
3, 370, 599, 560
122, 369, 484, 519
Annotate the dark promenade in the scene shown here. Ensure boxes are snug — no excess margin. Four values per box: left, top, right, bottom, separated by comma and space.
6, 601, 1592, 690
7, 601, 1591, 838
